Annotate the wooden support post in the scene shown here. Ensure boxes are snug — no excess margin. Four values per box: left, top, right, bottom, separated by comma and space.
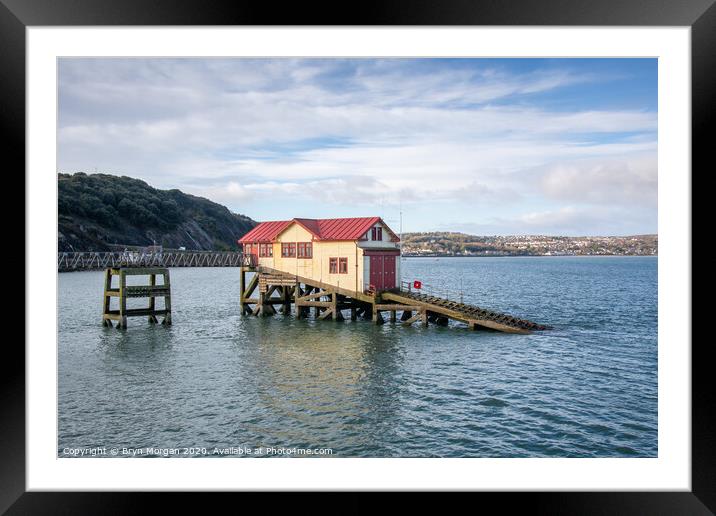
118, 270, 127, 329
241, 271, 259, 318
102, 268, 112, 327
421, 309, 428, 327
282, 286, 292, 315
351, 307, 357, 321
148, 273, 156, 323
258, 274, 266, 317
390, 310, 396, 323
277, 286, 284, 314
162, 270, 172, 325
239, 268, 246, 315
373, 306, 384, 325
295, 283, 304, 319
331, 292, 343, 321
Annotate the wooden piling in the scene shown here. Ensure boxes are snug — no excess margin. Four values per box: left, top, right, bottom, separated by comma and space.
118, 269, 127, 328
102, 267, 171, 329
161, 269, 171, 325
331, 292, 343, 321
372, 307, 384, 325
239, 268, 246, 314
102, 269, 113, 327
282, 286, 292, 315
148, 273, 157, 323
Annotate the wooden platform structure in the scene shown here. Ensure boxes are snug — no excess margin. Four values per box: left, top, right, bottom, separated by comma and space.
240, 265, 548, 334
102, 267, 172, 329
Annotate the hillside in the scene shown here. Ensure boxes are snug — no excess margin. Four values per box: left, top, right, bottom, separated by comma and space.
401, 232, 657, 256
58, 173, 256, 251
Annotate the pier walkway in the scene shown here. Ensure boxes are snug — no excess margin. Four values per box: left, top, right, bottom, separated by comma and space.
382, 289, 548, 333
241, 265, 548, 334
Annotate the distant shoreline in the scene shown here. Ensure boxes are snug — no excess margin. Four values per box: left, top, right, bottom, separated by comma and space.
400, 233, 657, 258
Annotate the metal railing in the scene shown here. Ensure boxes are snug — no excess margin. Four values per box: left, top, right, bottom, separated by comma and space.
58, 251, 254, 271
400, 280, 464, 304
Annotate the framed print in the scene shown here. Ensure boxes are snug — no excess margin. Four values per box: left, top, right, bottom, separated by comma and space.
5, 0, 710, 512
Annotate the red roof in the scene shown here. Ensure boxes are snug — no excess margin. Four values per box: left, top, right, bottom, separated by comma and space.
238, 220, 292, 243
238, 217, 399, 243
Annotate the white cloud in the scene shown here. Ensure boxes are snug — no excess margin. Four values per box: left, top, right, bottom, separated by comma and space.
444, 205, 656, 236
57, 58, 657, 234
539, 154, 657, 206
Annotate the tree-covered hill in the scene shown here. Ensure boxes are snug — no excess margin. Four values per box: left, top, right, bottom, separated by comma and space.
58, 173, 256, 251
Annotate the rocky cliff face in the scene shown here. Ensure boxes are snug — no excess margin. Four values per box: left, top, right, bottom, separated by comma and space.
58, 173, 256, 251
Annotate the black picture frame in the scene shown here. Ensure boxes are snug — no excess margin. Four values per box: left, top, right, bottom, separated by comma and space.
4, 0, 708, 512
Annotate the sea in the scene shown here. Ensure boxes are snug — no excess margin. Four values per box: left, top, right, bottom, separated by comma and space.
58, 256, 657, 458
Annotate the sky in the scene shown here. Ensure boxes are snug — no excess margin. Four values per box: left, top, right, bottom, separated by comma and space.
58, 58, 657, 236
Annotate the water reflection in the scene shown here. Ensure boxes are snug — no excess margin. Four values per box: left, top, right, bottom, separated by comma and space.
58, 260, 658, 457
226, 316, 408, 454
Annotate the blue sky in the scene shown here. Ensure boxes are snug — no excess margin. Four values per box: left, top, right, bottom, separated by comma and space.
58, 58, 657, 235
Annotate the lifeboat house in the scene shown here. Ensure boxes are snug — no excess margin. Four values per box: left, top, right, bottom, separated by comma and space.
238, 217, 401, 292
237, 217, 548, 332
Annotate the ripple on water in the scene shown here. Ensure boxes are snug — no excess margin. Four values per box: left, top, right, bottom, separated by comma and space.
58, 259, 657, 458
479, 398, 509, 408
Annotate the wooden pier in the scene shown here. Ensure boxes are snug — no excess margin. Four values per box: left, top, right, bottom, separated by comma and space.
101, 267, 172, 329
240, 265, 548, 334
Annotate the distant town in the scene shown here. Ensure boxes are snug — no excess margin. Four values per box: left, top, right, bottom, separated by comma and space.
400, 232, 657, 257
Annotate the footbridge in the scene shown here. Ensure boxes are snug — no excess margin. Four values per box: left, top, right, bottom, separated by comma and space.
58, 251, 253, 272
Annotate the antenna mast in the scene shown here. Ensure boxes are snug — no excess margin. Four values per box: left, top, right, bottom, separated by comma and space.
399, 202, 403, 256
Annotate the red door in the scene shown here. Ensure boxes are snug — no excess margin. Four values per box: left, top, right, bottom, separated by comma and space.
369, 254, 397, 290
370, 255, 384, 290
383, 255, 396, 289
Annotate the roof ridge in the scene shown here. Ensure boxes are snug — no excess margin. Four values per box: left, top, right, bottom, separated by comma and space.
239, 216, 395, 243
293, 216, 379, 221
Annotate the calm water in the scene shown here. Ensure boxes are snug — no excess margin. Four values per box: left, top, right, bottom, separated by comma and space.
58, 257, 657, 458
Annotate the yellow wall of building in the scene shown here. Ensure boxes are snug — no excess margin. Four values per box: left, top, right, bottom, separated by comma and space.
257, 223, 364, 292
